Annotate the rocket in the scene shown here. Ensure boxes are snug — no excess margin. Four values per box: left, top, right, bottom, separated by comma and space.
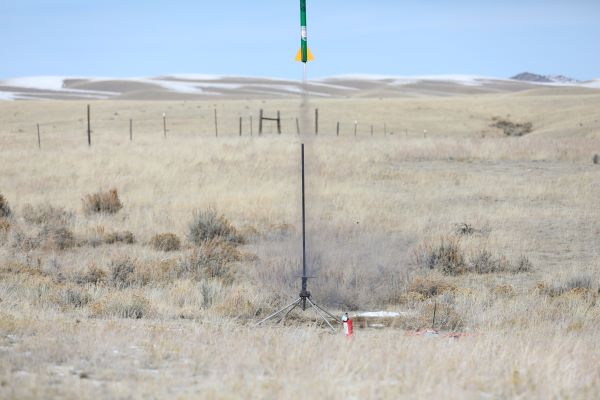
295, 0, 315, 63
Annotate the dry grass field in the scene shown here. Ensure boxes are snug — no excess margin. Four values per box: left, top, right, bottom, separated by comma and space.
1, 89, 600, 398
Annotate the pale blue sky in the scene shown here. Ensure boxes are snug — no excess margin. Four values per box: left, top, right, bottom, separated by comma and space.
2, 0, 599, 80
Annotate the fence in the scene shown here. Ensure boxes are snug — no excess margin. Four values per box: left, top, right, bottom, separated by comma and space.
0, 103, 427, 149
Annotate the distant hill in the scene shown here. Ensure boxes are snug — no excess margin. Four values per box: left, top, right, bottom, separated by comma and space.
1, 74, 599, 101
511, 72, 580, 84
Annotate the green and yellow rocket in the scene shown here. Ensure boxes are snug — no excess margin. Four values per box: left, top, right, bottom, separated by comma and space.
295, 0, 315, 63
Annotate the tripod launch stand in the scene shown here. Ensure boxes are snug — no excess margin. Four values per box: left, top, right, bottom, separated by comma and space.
255, 144, 341, 332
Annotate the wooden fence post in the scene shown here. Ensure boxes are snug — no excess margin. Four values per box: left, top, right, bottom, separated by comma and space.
336, 121, 340, 136
315, 108, 319, 135
296, 118, 300, 135
87, 104, 91, 147
277, 111, 282, 134
239, 117, 242, 136
37, 123, 41, 149
371, 125, 373, 137
384, 123, 387, 136
163, 113, 167, 138
214, 108, 218, 137
259, 109, 263, 135
250, 115, 253, 136
354, 121, 358, 137
130, 119, 133, 141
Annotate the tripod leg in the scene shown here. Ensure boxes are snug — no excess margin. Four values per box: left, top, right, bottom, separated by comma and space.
307, 298, 336, 332
276, 302, 300, 324
310, 300, 342, 324
255, 298, 301, 326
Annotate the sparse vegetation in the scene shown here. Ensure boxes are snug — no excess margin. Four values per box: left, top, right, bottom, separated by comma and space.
176, 239, 241, 284
187, 208, 244, 245
82, 188, 123, 215
408, 274, 457, 298
150, 233, 181, 252
104, 230, 135, 245
39, 224, 76, 251
1, 97, 600, 398
0, 194, 11, 218
491, 116, 533, 136
416, 236, 532, 275
22, 203, 72, 226
415, 235, 466, 275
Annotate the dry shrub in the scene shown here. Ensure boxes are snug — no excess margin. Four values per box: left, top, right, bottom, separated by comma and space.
59, 285, 92, 308
0, 218, 10, 232
514, 255, 533, 273
109, 258, 140, 288
90, 292, 150, 319
73, 263, 107, 285
0, 218, 10, 244
0, 194, 11, 218
491, 117, 533, 137
176, 239, 241, 284
83, 226, 134, 246
38, 225, 75, 251
104, 230, 135, 245
539, 275, 596, 297
82, 189, 123, 215
468, 249, 511, 274
187, 209, 244, 246
22, 203, 72, 226
494, 284, 516, 297
593, 154, 599, 165
415, 235, 466, 275
416, 236, 532, 276
150, 233, 181, 252
408, 274, 457, 298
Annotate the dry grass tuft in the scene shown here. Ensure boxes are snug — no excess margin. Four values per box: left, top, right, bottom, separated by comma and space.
416, 236, 532, 276
468, 249, 512, 274
39, 224, 76, 251
150, 233, 181, 252
187, 208, 244, 245
104, 230, 135, 245
0, 218, 10, 244
408, 274, 457, 298
0, 194, 11, 218
415, 235, 466, 275
90, 292, 151, 319
402, 301, 465, 331
108, 257, 142, 288
59, 285, 93, 308
176, 239, 241, 284
82, 188, 123, 215
83, 225, 135, 246
74, 263, 107, 285
491, 116, 533, 137
22, 203, 73, 226
538, 275, 597, 298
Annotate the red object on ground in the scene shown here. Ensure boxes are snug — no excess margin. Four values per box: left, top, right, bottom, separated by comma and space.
343, 318, 353, 336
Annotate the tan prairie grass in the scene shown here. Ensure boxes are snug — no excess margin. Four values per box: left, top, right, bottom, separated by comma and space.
0, 318, 599, 399
1, 94, 600, 399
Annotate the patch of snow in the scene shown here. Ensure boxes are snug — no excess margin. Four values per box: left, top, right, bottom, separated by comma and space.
166, 74, 225, 81
148, 79, 204, 94
2, 76, 68, 91
0, 91, 16, 100
355, 311, 403, 318
319, 74, 514, 87
582, 79, 600, 89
